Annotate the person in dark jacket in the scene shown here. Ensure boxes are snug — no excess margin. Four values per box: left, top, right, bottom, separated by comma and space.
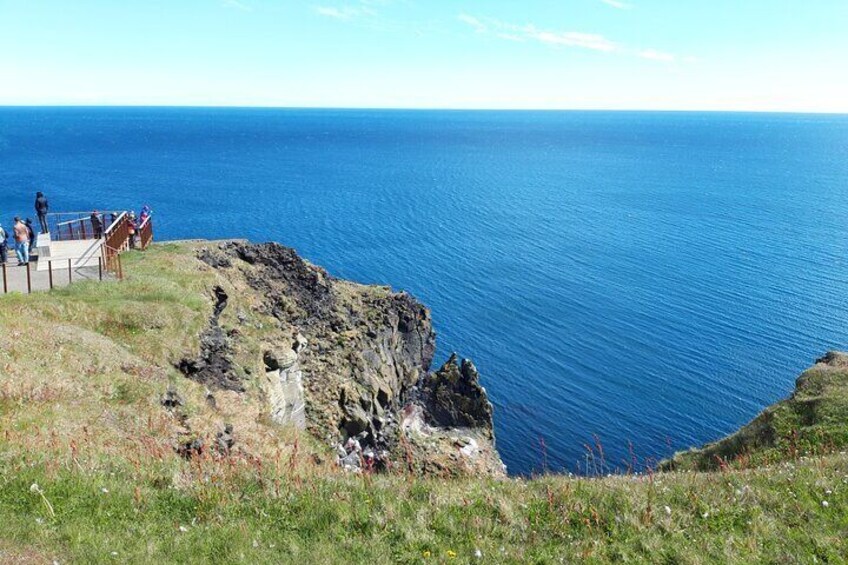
25, 218, 35, 253
0, 223, 8, 264
90, 210, 103, 239
35, 191, 49, 232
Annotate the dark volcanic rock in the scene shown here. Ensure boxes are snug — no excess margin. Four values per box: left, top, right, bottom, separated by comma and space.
422, 354, 495, 435
177, 286, 244, 392
160, 386, 185, 409
215, 424, 235, 454
192, 241, 503, 475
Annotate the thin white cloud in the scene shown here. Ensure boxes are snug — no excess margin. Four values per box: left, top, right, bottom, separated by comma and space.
458, 16, 618, 53
315, 6, 356, 19
457, 14, 487, 32
638, 49, 675, 62
526, 28, 617, 52
222, 0, 252, 11
600, 0, 631, 9
458, 14, 689, 61
314, 2, 382, 21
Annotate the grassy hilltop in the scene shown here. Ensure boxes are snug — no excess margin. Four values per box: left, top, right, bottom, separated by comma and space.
2, 243, 848, 564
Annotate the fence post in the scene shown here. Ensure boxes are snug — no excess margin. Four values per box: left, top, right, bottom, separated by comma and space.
99, 257, 103, 281
68, 259, 72, 284
26, 262, 31, 294
48, 260, 53, 290
2, 263, 6, 294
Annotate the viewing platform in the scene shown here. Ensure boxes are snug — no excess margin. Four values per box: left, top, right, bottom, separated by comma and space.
1, 210, 153, 294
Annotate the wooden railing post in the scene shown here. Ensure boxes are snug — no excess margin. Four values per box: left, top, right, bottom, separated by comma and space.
48, 260, 54, 290
68, 259, 73, 284
2, 263, 6, 294
25, 262, 31, 294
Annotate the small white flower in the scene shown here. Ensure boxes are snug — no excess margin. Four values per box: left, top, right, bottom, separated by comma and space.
101, 488, 109, 494
474, 549, 483, 559
30, 483, 40, 493
35, 517, 44, 524
822, 501, 829, 508
702, 512, 709, 519
179, 525, 189, 533
826, 490, 832, 495
110, 552, 118, 557
664, 505, 671, 515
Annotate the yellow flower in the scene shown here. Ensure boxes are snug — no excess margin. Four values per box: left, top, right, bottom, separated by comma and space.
422, 550, 431, 558
447, 550, 457, 559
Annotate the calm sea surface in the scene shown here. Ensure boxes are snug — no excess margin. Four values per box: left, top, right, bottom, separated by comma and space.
2, 108, 848, 475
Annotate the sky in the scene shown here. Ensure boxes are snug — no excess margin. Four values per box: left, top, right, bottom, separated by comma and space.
0, 0, 846, 112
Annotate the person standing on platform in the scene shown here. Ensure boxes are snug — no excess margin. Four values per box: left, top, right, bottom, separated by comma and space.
34, 191, 50, 233
13, 217, 29, 266
91, 210, 103, 239
0, 223, 8, 264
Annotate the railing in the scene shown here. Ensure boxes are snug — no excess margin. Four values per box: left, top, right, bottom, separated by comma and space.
45, 211, 123, 241
1, 257, 107, 295
138, 217, 153, 250
101, 244, 124, 280
103, 212, 131, 253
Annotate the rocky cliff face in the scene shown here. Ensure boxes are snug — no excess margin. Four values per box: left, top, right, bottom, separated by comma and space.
192, 241, 504, 476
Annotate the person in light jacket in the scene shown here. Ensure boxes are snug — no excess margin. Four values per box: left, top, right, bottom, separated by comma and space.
13, 217, 29, 266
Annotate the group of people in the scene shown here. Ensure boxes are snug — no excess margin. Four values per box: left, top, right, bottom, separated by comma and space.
0, 191, 153, 266
0, 192, 47, 266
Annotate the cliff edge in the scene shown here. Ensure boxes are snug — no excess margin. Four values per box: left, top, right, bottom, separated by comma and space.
191, 241, 504, 476
661, 351, 848, 471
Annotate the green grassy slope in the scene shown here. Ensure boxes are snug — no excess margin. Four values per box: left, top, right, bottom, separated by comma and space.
662, 352, 848, 472
2, 243, 847, 564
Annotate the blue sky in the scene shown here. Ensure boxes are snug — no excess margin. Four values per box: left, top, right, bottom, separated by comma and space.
0, 0, 846, 111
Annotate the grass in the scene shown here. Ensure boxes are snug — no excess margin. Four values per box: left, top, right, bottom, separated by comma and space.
2, 242, 848, 563
663, 353, 848, 473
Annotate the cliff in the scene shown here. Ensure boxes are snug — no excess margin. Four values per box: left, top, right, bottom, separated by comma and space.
661, 351, 848, 471
189, 241, 503, 476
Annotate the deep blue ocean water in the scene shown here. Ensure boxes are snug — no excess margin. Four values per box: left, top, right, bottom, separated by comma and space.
2, 108, 848, 475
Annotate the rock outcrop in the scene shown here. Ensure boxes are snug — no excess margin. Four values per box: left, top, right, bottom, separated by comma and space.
193, 241, 504, 476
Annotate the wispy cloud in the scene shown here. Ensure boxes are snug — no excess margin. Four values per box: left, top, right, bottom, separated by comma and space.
315, 6, 355, 19
600, 0, 631, 9
525, 28, 617, 52
314, 2, 383, 20
222, 0, 252, 11
457, 14, 617, 53
638, 49, 675, 62
458, 13, 690, 62
457, 14, 486, 32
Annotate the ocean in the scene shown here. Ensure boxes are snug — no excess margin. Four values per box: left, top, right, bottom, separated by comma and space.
2, 107, 847, 475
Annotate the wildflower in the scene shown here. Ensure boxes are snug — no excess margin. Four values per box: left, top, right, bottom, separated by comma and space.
30, 483, 40, 493
822, 501, 829, 508
101, 488, 109, 494
474, 549, 483, 559
422, 550, 431, 558
179, 525, 189, 533
701, 512, 709, 519
110, 552, 118, 557
447, 550, 457, 559
664, 505, 671, 516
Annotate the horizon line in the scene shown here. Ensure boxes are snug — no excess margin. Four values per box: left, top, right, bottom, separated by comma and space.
1, 104, 847, 116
